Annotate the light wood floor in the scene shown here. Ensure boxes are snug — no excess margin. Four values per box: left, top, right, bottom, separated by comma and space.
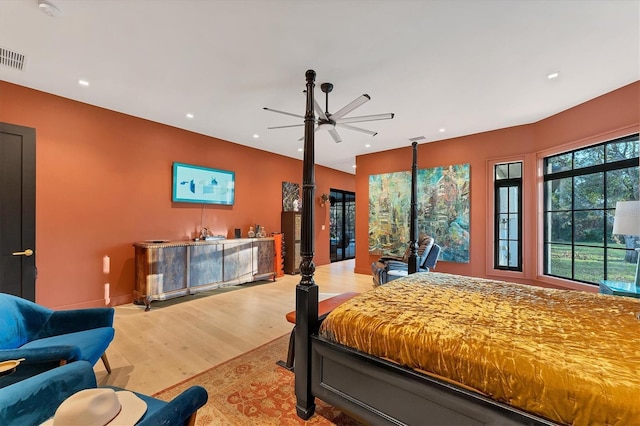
94, 259, 373, 395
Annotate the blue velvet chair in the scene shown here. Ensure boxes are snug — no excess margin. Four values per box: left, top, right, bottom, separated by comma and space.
0, 361, 208, 425
0, 293, 114, 388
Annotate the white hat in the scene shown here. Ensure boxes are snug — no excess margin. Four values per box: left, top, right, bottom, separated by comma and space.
41, 388, 147, 426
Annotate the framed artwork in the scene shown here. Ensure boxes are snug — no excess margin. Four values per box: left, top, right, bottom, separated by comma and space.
369, 163, 470, 263
282, 182, 301, 212
172, 162, 235, 205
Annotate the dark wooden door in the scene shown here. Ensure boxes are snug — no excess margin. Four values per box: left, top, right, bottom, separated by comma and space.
0, 123, 36, 300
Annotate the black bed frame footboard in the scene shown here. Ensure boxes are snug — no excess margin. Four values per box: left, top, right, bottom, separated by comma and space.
294, 69, 557, 426
311, 336, 556, 426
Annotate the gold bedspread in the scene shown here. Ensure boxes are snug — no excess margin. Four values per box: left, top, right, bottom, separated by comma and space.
319, 272, 640, 425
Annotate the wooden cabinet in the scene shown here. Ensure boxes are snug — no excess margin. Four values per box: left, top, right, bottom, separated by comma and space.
134, 238, 275, 310
255, 238, 277, 280
281, 211, 301, 274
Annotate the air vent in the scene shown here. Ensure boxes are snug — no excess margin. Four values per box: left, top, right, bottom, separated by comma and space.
409, 136, 426, 142
0, 47, 26, 71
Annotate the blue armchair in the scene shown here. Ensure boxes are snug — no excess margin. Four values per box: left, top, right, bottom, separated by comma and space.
372, 241, 441, 286
0, 293, 114, 387
0, 361, 208, 425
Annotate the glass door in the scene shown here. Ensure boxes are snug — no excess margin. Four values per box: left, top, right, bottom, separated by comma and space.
329, 189, 355, 262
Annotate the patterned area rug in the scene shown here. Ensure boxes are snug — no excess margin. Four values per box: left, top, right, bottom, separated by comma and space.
153, 334, 361, 425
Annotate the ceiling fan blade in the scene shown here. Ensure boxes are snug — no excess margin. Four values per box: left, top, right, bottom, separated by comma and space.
263, 107, 305, 119
328, 128, 342, 143
335, 113, 394, 124
330, 94, 370, 120
314, 99, 328, 121
336, 123, 377, 137
268, 124, 304, 130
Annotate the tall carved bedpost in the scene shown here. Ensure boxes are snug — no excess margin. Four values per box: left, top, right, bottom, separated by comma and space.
295, 69, 318, 419
408, 141, 419, 274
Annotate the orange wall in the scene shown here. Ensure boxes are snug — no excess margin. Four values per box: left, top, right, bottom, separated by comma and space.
355, 81, 639, 290
0, 82, 355, 309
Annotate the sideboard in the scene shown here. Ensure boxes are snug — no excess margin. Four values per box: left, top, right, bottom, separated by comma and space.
133, 238, 276, 310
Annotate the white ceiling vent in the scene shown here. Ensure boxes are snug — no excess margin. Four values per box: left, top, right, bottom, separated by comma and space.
0, 47, 27, 71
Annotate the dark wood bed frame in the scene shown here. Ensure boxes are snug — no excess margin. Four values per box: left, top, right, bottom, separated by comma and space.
294, 70, 557, 425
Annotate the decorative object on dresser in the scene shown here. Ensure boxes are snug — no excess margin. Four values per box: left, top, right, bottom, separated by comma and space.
281, 211, 301, 274
612, 200, 640, 286
133, 238, 276, 311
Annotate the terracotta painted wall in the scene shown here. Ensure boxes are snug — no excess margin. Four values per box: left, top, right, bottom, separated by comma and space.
0, 82, 354, 309
355, 81, 639, 291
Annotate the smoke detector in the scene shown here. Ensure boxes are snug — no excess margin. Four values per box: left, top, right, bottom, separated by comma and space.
38, 0, 63, 17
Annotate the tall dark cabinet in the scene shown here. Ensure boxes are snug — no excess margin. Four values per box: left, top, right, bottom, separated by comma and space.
281, 211, 301, 274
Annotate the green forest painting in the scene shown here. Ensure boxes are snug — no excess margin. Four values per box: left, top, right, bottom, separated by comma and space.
369, 164, 470, 263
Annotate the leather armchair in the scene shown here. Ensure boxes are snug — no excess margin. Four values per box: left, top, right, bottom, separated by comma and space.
372, 241, 441, 286
0, 361, 208, 425
0, 293, 114, 387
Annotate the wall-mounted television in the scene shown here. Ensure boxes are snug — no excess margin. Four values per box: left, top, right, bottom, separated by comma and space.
172, 162, 235, 205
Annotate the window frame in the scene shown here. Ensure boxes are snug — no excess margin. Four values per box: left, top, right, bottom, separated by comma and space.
542, 133, 639, 285
494, 162, 523, 271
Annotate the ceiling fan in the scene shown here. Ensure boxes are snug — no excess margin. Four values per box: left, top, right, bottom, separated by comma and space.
263, 83, 394, 143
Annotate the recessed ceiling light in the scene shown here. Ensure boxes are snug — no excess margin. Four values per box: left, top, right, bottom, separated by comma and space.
547, 72, 559, 79
78, 79, 89, 87
298, 148, 303, 152
185, 113, 194, 119
253, 134, 259, 139
365, 144, 371, 148
438, 128, 446, 133
352, 165, 357, 169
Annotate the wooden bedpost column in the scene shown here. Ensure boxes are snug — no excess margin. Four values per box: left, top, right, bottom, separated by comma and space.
408, 141, 419, 274
295, 68, 318, 420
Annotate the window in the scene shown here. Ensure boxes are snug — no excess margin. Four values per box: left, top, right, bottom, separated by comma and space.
494, 162, 522, 271
543, 134, 639, 285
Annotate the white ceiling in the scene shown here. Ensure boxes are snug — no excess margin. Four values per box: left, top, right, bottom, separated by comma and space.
1, 0, 638, 174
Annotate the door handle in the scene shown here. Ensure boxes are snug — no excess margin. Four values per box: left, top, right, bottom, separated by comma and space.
12, 249, 34, 257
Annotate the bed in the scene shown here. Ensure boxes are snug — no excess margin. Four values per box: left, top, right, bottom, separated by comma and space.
293, 70, 640, 425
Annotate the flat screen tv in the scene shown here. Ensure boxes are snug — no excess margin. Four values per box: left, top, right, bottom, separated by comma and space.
172, 162, 235, 205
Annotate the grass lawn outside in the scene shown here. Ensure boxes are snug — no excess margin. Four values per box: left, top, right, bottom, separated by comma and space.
548, 243, 637, 284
